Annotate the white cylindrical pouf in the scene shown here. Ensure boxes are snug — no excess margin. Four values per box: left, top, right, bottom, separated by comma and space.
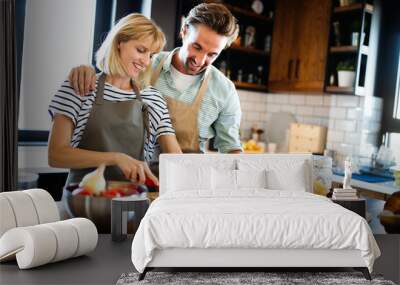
1, 192, 39, 227
42, 221, 79, 262
0, 196, 17, 237
0, 226, 57, 269
67, 218, 98, 257
24, 189, 60, 223
0, 218, 97, 269
18, 226, 58, 269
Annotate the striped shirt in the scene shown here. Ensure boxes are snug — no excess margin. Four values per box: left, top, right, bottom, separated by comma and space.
48, 77, 175, 161
152, 48, 242, 153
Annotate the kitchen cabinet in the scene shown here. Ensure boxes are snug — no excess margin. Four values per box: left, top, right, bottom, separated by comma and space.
269, 0, 331, 92
324, 1, 375, 96
268, 0, 297, 90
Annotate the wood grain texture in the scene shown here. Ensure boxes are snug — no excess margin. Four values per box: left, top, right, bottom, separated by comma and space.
294, 0, 331, 91
269, 0, 297, 86
269, 0, 331, 92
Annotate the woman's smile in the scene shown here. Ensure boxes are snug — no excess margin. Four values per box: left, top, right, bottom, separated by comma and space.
131, 62, 144, 74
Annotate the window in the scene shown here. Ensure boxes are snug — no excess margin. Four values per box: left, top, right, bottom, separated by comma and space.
394, 53, 400, 120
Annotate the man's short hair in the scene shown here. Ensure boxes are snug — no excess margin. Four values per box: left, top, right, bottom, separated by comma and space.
184, 3, 239, 48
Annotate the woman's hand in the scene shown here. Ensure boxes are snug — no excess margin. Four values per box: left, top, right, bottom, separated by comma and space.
113, 153, 159, 186
49, 115, 158, 187
68, 65, 97, 96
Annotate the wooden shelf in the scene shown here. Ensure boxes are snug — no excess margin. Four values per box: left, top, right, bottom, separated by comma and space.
326, 2, 374, 96
234, 81, 268, 91
326, 85, 354, 94
334, 3, 374, 14
230, 44, 269, 56
330, 45, 358, 53
224, 4, 273, 22
328, 45, 369, 54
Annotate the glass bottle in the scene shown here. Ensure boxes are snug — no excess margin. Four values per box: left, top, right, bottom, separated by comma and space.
257, 66, 263, 84
237, 69, 243, 82
264, 35, 271, 52
247, 73, 254, 83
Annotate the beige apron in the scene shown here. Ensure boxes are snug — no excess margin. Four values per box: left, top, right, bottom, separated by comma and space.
151, 53, 210, 153
66, 73, 149, 184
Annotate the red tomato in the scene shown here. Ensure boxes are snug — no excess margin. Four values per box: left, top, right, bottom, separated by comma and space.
145, 178, 159, 189
102, 189, 121, 198
112, 187, 126, 196
102, 192, 114, 198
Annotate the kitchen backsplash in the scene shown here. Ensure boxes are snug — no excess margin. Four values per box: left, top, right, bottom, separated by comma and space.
238, 90, 383, 161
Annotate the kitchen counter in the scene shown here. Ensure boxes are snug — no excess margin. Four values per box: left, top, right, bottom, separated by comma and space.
332, 174, 399, 236
332, 174, 399, 200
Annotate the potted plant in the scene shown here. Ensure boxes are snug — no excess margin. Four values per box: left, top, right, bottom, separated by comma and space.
337, 61, 356, 87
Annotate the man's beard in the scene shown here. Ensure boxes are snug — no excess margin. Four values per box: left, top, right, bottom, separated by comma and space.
184, 58, 206, 75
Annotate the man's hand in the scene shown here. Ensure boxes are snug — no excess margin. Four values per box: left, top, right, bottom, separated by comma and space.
68, 65, 96, 96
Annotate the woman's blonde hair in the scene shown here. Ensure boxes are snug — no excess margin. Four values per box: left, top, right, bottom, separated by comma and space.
96, 13, 165, 89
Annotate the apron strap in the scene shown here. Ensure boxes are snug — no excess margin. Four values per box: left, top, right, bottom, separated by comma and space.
95, 73, 106, 105
131, 80, 142, 101
131, 81, 150, 141
150, 55, 168, 86
193, 68, 211, 107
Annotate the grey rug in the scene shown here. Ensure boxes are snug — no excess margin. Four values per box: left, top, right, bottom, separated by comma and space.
116, 271, 396, 285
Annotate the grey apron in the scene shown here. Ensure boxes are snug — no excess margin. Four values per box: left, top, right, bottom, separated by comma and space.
66, 73, 149, 185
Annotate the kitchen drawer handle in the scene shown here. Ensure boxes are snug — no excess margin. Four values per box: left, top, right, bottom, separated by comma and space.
288, 59, 293, 80
295, 59, 300, 79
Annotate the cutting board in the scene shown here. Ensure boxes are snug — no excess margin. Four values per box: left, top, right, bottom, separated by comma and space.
289, 123, 327, 154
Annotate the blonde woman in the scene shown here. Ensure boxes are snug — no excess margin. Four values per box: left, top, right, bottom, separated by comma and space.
48, 14, 181, 186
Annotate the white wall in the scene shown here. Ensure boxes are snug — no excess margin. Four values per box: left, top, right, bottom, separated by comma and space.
238, 90, 383, 164
18, 0, 96, 131
18, 0, 96, 170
